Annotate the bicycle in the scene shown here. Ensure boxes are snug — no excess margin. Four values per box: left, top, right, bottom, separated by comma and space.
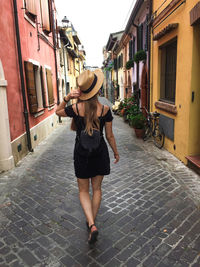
142, 107, 165, 149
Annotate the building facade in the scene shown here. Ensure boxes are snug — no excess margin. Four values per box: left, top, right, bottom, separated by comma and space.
151, 0, 200, 168
58, 22, 86, 101
0, 0, 59, 170
104, 0, 151, 108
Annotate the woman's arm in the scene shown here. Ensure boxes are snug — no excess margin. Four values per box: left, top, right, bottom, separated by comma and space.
55, 89, 81, 117
105, 121, 119, 163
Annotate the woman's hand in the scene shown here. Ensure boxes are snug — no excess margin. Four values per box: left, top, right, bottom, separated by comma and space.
114, 153, 119, 164
67, 89, 81, 100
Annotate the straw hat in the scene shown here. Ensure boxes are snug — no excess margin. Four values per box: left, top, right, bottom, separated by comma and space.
77, 69, 104, 100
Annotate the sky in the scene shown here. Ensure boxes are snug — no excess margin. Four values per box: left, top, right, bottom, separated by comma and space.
55, 0, 136, 68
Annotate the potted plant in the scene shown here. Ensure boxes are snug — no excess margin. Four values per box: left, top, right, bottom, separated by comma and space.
134, 50, 147, 63
125, 59, 134, 70
128, 112, 146, 138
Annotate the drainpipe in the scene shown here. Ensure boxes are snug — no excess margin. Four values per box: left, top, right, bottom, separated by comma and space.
147, 0, 152, 111
13, 0, 33, 152
51, 0, 61, 122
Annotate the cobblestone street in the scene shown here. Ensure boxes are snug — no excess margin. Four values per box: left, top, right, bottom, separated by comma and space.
1, 99, 200, 267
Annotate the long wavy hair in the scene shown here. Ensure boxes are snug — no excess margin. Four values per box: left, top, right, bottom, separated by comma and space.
84, 94, 100, 136
71, 93, 100, 135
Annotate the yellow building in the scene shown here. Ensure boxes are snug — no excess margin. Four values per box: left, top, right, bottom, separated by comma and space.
151, 0, 200, 170
58, 23, 86, 96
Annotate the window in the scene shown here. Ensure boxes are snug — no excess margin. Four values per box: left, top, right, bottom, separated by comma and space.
24, 61, 46, 114
40, 0, 51, 34
117, 54, 123, 68
160, 38, 177, 104
114, 58, 117, 70
25, 0, 37, 22
129, 40, 133, 60
144, 15, 149, 51
129, 37, 136, 60
132, 37, 135, 58
45, 68, 54, 106
138, 24, 143, 51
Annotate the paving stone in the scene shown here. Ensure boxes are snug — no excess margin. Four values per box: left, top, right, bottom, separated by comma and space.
35, 224, 53, 235
0, 246, 11, 255
60, 254, 80, 266
18, 249, 39, 266
126, 257, 140, 267
5, 253, 17, 264
96, 247, 120, 265
34, 245, 49, 260
116, 243, 139, 261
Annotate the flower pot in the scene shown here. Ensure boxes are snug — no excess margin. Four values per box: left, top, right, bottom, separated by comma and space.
134, 128, 144, 138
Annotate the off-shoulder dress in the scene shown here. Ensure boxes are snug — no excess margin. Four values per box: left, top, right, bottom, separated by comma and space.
65, 105, 113, 179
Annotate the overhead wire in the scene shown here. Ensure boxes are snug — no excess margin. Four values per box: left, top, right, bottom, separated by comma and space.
122, 0, 137, 29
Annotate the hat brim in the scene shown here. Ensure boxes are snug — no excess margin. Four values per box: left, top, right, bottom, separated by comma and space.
78, 69, 104, 101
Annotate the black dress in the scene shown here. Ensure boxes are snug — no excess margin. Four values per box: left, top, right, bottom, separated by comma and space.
65, 105, 113, 179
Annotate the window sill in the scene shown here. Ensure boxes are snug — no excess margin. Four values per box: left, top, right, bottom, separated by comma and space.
33, 109, 45, 118
48, 104, 55, 111
24, 13, 36, 28
155, 101, 177, 115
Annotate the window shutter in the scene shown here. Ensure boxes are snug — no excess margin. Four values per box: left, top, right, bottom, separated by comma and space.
138, 24, 143, 51
46, 69, 54, 105
129, 40, 133, 60
120, 54, 123, 68
117, 56, 120, 69
132, 37, 135, 58
40, 0, 51, 33
25, 0, 37, 16
114, 58, 117, 70
24, 61, 38, 113
40, 66, 46, 107
145, 15, 149, 51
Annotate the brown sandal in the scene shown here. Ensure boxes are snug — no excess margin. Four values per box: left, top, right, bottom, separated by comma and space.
88, 224, 98, 244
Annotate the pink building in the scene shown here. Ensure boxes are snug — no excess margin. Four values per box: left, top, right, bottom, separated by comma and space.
0, 0, 59, 170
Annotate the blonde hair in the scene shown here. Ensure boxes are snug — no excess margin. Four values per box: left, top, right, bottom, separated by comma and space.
84, 94, 100, 136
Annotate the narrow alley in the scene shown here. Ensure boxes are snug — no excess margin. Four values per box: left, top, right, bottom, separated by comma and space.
0, 98, 200, 267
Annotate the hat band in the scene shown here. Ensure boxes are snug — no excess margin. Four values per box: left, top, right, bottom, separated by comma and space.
82, 74, 97, 94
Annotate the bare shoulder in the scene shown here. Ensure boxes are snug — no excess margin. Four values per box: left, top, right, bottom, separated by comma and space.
103, 105, 110, 115
72, 102, 84, 116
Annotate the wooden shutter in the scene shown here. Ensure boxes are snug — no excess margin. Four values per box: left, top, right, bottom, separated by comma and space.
25, 0, 37, 16
132, 37, 135, 58
40, 66, 46, 107
145, 15, 149, 51
165, 41, 177, 102
46, 69, 54, 105
129, 40, 133, 60
138, 24, 143, 51
114, 58, 117, 70
117, 56, 120, 69
24, 61, 38, 113
40, 0, 51, 33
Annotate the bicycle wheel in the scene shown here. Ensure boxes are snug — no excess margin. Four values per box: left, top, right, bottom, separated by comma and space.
143, 120, 153, 141
153, 125, 165, 149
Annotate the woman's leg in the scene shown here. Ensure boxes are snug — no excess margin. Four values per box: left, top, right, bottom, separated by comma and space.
91, 175, 104, 221
77, 178, 95, 227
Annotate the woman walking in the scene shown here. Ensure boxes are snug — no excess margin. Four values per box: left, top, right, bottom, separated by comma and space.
56, 69, 119, 244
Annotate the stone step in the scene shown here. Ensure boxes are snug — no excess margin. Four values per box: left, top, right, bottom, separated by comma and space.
186, 155, 200, 175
